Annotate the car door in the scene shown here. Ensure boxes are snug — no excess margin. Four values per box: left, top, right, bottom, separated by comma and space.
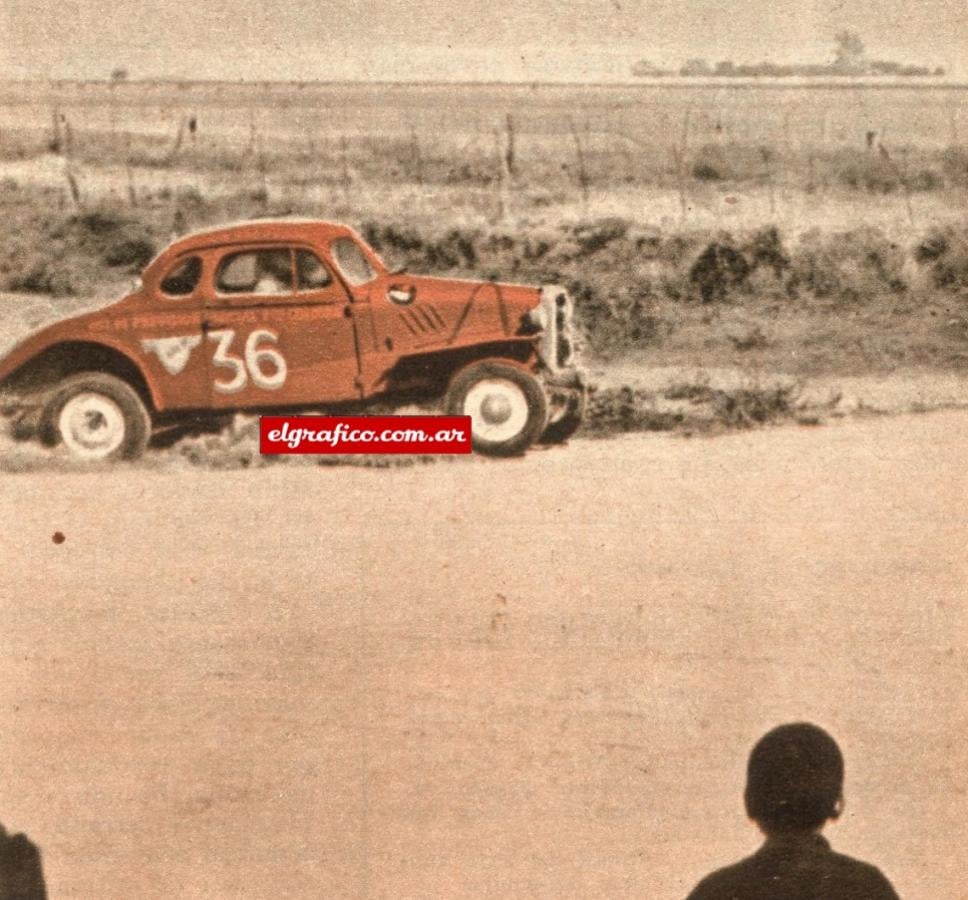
325, 234, 457, 393
201, 244, 361, 410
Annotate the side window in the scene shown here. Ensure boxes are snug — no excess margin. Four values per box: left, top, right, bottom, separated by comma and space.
160, 256, 202, 297
331, 238, 375, 286
296, 250, 333, 291
217, 249, 293, 296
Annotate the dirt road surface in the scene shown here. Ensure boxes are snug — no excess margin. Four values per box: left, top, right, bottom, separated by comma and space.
1, 412, 965, 899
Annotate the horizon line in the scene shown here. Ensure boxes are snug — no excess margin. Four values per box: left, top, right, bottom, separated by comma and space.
0, 75, 964, 91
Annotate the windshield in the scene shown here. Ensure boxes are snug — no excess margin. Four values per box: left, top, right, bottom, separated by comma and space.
331, 237, 377, 286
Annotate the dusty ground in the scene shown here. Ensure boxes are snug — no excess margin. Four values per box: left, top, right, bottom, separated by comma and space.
0, 411, 965, 899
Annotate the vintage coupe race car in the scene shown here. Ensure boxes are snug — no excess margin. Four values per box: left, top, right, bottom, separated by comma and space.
0, 219, 584, 459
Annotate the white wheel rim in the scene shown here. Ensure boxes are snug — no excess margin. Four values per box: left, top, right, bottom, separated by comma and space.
57, 392, 126, 459
463, 378, 530, 444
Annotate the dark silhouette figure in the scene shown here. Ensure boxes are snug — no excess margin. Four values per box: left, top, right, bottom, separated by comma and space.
0, 824, 47, 900
685, 723, 900, 900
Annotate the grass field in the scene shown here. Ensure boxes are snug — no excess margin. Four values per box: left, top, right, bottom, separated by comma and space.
3, 80, 968, 232
1, 79, 968, 463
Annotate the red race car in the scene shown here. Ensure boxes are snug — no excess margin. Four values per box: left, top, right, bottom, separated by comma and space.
0, 219, 584, 459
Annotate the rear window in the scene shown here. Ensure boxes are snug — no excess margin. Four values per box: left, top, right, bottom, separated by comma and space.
331, 238, 375, 286
160, 256, 202, 297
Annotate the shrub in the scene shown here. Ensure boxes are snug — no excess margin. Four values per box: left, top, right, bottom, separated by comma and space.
5, 255, 80, 295
585, 385, 684, 434
743, 226, 790, 278
689, 236, 751, 303
102, 237, 156, 269
692, 161, 723, 181
941, 147, 968, 187
708, 383, 802, 428
788, 227, 906, 302
425, 229, 478, 269
830, 148, 901, 193
908, 168, 943, 192
690, 143, 768, 183
914, 226, 968, 291
571, 218, 629, 256
75, 210, 125, 236
663, 378, 815, 430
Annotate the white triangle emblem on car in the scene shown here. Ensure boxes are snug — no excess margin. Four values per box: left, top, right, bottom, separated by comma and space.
141, 335, 203, 375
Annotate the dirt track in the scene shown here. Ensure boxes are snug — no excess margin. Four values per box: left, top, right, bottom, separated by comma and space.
0, 413, 966, 899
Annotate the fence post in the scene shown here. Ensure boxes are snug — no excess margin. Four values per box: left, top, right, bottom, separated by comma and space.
60, 116, 82, 211
493, 129, 511, 223
504, 113, 516, 178
567, 116, 590, 216
878, 142, 915, 229
50, 107, 62, 153
125, 133, 137, 207
339, 135, 351, 208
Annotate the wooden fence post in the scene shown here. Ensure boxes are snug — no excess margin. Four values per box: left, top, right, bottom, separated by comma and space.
567, 116, 590, 216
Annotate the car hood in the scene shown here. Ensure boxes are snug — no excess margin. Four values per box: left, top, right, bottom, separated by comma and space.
371, 274, 541, 325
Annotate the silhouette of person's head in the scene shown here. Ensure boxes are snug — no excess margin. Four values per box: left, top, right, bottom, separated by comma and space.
744, 722, 844, 836
0, 821, 47, 899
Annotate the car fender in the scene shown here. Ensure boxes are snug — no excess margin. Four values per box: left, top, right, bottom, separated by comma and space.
0, 322, 164, 411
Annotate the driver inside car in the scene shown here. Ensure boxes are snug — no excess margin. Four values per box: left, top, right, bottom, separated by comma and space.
253, 249, 293, 295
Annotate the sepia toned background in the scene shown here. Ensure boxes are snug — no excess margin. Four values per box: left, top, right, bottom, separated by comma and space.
1, 1, 967, 898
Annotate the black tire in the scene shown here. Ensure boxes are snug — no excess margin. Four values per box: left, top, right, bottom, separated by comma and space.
540, 390, 586, 445
41, 373, 151, 461
444, 361, 548, 457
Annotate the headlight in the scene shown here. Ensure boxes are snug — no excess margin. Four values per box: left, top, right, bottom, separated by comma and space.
527, 303, 548, 331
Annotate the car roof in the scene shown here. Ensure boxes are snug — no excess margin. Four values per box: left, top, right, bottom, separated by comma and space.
166, 218, 356, 254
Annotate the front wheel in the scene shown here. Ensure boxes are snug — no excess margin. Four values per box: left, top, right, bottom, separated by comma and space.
41, 373, 151, 461
540, 390, 586, 445
444, 361, 548, 457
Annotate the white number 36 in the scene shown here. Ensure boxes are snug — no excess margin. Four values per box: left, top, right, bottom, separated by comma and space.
208, 328, 288, 393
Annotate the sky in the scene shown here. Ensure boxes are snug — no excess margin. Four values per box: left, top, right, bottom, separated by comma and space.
1, 0, 965, 82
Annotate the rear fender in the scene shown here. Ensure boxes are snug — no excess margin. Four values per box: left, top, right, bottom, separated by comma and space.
0, 340, 160, 412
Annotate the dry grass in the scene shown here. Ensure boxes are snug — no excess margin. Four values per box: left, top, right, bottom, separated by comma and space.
3, 194, 968, 379
583, 375, 837, 438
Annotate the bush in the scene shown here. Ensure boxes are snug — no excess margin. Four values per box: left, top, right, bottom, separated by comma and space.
915, 226, 968, 292
585, 385, 684, 434
788, 228, 906, 302
571, 218, 629, 256
690, 144, 769, 183
707, 383, 802, 428
941, 147, 968, 187
102, 237, 156, 269
663, 378, 815, 430
75, 210, 125, 236
830, 148, 902, 193
692, 161, 723, 181
689, 236, 751, 303
743, 226, 790, 278
5, 255, 80, 295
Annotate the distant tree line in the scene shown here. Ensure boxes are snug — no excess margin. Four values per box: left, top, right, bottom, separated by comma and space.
633, 32, 946, 79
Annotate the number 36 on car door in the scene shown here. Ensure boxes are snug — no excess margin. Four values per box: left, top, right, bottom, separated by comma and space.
207, 328, 288, 394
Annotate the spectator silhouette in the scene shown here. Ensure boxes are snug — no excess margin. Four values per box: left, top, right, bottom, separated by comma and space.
0, 823, 46, 900
685, 723, 900, 900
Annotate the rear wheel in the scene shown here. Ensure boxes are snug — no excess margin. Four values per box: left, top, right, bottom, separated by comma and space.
445, 361, 548, 457
42, 373, 151, 461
